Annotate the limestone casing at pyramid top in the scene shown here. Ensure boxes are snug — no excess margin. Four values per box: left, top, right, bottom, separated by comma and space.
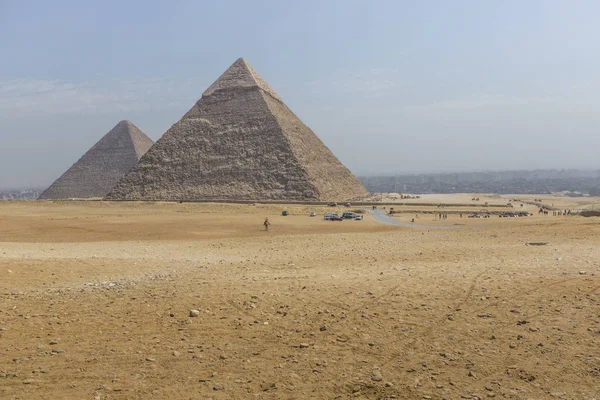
202, 58, 282, 102
118, 120, 156, 158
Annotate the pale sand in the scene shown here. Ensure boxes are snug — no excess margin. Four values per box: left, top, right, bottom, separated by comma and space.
0, 199, 598, 399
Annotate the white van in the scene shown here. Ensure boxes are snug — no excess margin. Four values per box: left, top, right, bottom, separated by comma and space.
324, 212, 341, 220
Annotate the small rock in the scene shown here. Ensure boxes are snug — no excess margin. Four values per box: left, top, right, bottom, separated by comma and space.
468, 370, 476, 378
299, 343, 310, 348
22, 379, 36, 384
579, 271, 587, 275
371, 370, 383, 382
385, 381, 394, 387
319, 326, 327, 331
509, 342, 516, 349
213, 384, 225, 391
260, 382, 276, 391
189, 310, 200, 317
172, 351, 180, 357
145, 357, 155, 362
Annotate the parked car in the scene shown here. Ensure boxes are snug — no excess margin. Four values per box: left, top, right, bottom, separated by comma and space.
327, 202, 338, 207
324, 212, 343, 221
281, 210, 289, 216
342, 212, 356, 219
309, 212, 317, 217
355, 215, 363, 220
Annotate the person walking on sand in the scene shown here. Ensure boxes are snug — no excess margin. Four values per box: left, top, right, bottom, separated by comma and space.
263, 217, 270, 231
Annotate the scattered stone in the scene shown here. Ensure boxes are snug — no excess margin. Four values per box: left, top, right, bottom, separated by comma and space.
22, 379, 36, 384
172, 351, 181, 357
260, 382, 276, 391
213, 384, 225, 391
145, 357, 155, 362
189, 310, 200, 317
299, 343, 310, 349
468, 370, 476, 378
509, 342, 517, 349
319, 326, 327, 331
579, 271, 587, 275
371, 370, 383, 382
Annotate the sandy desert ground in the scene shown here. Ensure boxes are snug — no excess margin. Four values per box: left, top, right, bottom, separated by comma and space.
0, 198, 599, 400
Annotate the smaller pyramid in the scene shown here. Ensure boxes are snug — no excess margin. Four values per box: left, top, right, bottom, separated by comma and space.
39, 121, 154, 199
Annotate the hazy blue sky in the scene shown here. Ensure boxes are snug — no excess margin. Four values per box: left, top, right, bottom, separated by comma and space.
1, 0, 599, 188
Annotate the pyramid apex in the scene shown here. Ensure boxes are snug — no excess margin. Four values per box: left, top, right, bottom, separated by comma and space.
117, 120, 136, 128
202, 58, 281, 101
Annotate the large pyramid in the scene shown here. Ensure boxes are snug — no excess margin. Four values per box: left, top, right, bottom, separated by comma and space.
39, 120, 154, 199
106, 58, 367, 201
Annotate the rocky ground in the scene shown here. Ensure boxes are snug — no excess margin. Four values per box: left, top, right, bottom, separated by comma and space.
0, 199, 599, 399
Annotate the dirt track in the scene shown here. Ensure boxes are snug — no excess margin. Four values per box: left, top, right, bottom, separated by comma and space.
0, 200, 599, 399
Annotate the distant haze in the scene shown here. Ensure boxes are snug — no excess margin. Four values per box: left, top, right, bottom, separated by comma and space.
1, 1, 599, 189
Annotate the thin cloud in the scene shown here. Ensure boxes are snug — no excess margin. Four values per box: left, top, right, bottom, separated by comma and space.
303, 68, 406, 99
402, 94, 559, 112
0, 77, 204, 118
